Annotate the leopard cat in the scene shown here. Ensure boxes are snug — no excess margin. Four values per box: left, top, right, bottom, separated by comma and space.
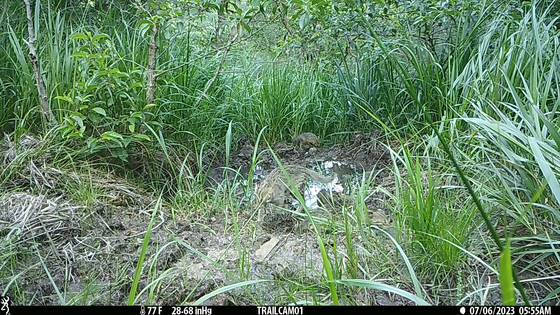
254, 165, 336, 221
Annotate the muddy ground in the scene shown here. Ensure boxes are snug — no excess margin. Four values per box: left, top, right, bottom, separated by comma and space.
0, 132, 523, 305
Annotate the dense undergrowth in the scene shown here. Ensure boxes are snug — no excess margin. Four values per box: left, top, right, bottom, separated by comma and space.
0, 0, 559, 306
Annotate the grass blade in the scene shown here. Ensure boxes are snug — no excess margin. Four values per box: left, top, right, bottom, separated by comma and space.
336, 279, 430, 305
528, 137, 560, 208
127, 193, 163, 305
193, 280, 271, 305
499, 239, 515, 306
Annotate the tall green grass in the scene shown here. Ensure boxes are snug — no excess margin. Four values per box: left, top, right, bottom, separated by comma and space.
0, 1, 369, 147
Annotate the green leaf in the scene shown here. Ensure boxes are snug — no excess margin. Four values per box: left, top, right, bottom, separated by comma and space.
91, 107, 107, 116
135, 19, 151, 27
133, 134, 151, 141
127, 194, 163, 305
70, 33, 89, 41
71, 115, 84, 127
129, 124, 135, 133
72, 52, 87, 58
499, 239, 515, 306
86, 137, 97, 150
240, 21, 251, 33
92, 34, 109, 42
131, 82, 143, 89
203, 3, 217, 11
101, 131, 124, 140
122, 136, 132, 148
245, 8, 258, 17
88, 112, 101, 124
298, 14, 306, 29
55, 95, 73, 103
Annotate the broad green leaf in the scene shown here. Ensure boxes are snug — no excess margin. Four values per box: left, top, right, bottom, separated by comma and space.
140, 25, 151, 37
91, 107, 106, 116
86, 137, 97, 150
70, 33, 89, 40
240, 21, 251, 33
135, 19, 151, 28
71, 115, 84, 127
101, 131, 124, 140
113, 148, 128, 162
88, 113, 100, 124
92, 34, 109, 42
298, 14, 307, 29
122, 136, 132, 148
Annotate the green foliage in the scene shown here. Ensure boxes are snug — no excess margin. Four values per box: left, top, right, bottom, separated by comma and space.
56, 31, 150, 161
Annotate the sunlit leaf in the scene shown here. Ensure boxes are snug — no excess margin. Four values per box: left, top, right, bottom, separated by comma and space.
91, 107, 106, 116
133, 134, 151, 141
70, 33, 89, 40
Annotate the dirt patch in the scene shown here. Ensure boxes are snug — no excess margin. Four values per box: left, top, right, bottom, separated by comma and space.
209, 130, 392, 183
0, 132, 410, 306
208, 130, 397, 221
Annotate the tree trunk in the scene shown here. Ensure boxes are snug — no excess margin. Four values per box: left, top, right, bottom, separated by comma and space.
145, 22, 159, 106
23, 0, 54, 126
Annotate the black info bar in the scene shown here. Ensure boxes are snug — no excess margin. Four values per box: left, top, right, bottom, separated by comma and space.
1, 305, 556, 315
